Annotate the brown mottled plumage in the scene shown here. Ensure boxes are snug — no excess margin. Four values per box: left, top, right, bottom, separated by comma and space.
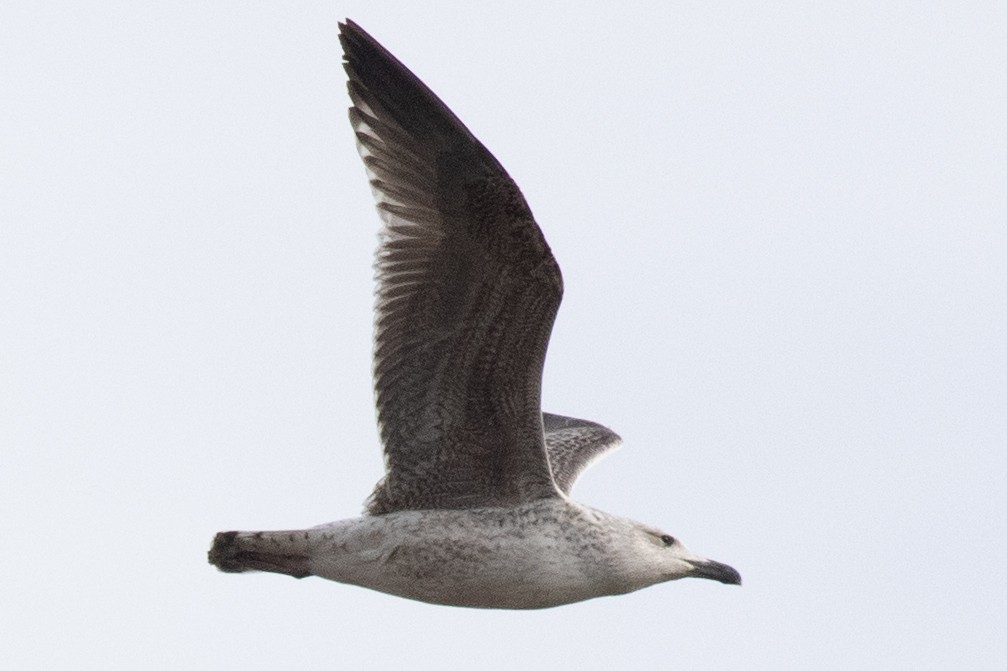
207, 20, 740, 609
341, 22, 562, 514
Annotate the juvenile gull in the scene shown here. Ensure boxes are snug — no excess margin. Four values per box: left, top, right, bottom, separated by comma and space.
208, 19, 740, 609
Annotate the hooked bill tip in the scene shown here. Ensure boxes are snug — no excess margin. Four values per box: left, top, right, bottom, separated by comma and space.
688, 558, 742, 585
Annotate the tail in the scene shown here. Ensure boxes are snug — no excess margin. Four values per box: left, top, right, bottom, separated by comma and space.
208, 530, 312, 579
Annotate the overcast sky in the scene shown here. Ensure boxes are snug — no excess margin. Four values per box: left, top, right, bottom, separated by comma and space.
3, 2, 1005, 669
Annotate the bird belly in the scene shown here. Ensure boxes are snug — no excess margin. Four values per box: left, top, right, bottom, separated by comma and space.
307, 506, 625, 609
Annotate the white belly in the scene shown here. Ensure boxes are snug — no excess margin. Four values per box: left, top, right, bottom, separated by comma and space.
306, 500, 634, 609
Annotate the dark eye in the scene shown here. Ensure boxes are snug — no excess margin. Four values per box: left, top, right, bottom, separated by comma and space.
660, 535, 675, 546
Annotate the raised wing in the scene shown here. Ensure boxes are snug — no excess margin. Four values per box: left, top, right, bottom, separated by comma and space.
340, 21, 564, 514
543, 413, 622, 494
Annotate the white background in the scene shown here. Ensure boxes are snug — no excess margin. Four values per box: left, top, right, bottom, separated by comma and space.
3, 2, 1005, 669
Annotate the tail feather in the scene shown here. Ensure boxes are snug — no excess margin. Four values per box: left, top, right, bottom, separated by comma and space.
208, 530, 312, 579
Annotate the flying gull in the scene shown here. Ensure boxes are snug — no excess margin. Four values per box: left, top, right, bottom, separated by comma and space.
208, 19, 740, 609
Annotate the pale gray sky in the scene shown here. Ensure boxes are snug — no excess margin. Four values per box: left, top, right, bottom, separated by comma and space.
3, 2, 1005, 669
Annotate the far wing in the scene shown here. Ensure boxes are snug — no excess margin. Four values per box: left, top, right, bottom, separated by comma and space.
543, 413, 622, 494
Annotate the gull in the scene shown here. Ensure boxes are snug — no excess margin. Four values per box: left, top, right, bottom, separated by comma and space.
208, 19, 740, 609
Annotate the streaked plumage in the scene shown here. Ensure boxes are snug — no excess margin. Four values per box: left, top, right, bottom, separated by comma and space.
208, 20, 740, 609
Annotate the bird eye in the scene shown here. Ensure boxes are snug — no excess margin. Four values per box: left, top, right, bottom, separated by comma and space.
660, 535, 675, 546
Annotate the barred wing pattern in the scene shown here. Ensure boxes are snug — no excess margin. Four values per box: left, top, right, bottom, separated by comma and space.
543, 413, 623, 494
340, 21, 564, 514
